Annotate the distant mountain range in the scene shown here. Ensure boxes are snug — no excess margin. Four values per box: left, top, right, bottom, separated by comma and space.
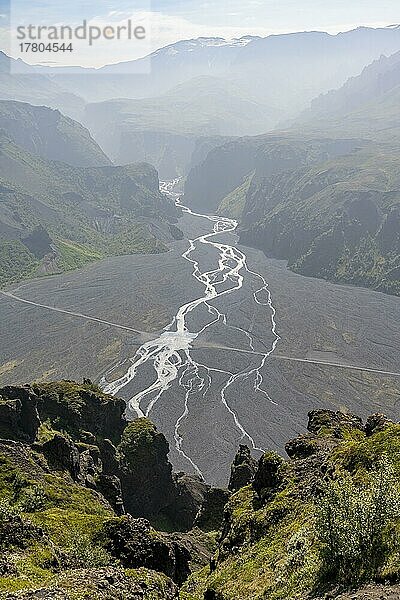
2, 26, 400, 176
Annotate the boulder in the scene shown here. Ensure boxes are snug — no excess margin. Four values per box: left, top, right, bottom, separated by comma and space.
101, 515, 191, 585
40, 434, 81, 480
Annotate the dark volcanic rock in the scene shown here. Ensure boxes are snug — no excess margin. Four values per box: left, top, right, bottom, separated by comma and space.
117, 419, 177, 522
253, 451, 285, 502
117, 419, 225, 531
0, 514, 43, 550
195, 488, 231, 532
228, 444, 258, 492
307, 409, 364, 437
365, 413, 393, 436
171, 473, 209, 531
285, 434, 339, 459
97, 474, 125, 515
32, 381, 126, 444
204, 590, 225, 600
0, 386, 40, 442
102, 516, 191, 585
40, 434, 81, 480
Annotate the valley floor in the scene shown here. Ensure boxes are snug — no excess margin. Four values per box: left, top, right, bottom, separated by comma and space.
1, 210, 399, 485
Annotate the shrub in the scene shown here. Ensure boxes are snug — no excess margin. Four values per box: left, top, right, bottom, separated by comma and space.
316, 458, 400, 585
62, 533, 112, 569
19, 486, 47, 513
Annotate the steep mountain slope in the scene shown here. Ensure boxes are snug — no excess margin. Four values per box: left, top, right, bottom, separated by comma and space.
0, 100, 111, 167
0, 52, 85, 121
184, 132, 400, 295
294, 50, 400, 140
184, 135, 361, 214
238, 146, 400, 295
182, 409, 400, 599
0, 133, 179, 286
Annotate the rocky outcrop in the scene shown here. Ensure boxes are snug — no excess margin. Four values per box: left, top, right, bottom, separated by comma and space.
32, 382, 127, 444
116, 419, 227, 532
228, 444, 258, 492
0, 383, 229, 534
365, 413, 393, 436
40, 434, 81, 480
253, 451, 285, 502
307, 409, 364, 437
0, 386, 40, 442
101, 516, 191, 586
0, 567, 178, 599
97, 474, 125, 516
195, 488, 231, 532
117, 419, 178, 522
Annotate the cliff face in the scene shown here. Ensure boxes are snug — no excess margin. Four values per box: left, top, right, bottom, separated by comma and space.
183, 134, 400, 296
237, 150, 400, 295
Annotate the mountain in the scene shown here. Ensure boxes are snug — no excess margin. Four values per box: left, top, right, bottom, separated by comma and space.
228, 26, 400, 109
238, 145, 400, 295
84, 77, 274, 178
0, 132, 179, 287
0, 100, 111, 167
293, 50, 400, 140
184, 133, 400, 295
34, 36, 261, 102
184, 134, 362, 213
0, 52, 85, 121
41, 27, 400, 109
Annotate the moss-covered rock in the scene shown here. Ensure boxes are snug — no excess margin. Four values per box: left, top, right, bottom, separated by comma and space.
32, 381, 126, 445
0, 387, 40, 443
228, 445, 257, 492
100, 515, 191, 585
0, 566, 178, 599
182, 410, 400, 600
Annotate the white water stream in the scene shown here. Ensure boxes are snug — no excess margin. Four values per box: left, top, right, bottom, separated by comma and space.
101, 180, 280, 478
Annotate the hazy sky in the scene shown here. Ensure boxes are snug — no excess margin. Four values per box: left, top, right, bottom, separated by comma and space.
1, 0, 399, 67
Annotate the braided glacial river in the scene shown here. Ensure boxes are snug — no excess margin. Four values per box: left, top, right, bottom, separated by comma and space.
101, 180, 280, 479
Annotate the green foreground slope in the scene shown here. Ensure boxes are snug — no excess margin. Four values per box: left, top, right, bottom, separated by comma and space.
1, 380, 400, 599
